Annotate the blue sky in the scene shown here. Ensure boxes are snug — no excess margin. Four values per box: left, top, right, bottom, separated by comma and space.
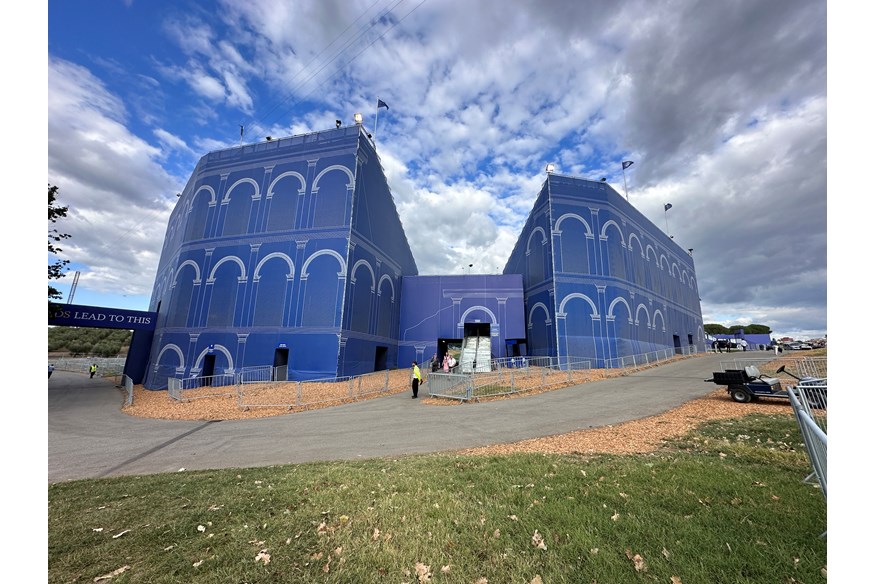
44, 0, 831, 340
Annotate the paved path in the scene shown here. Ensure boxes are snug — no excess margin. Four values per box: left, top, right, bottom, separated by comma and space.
49, 352, 744, 483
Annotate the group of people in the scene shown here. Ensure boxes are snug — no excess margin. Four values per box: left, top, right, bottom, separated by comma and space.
429, 352, 458, 373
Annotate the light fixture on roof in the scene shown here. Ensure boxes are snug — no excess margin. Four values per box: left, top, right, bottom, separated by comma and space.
336, 119, 342, 128
545, 163, 556, 173
600, 177, 606, 182
353, 113, 363, 125
266, 136, 273, 141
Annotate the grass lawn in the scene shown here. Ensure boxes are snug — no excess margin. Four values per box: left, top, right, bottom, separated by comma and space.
48, 413, 826, 583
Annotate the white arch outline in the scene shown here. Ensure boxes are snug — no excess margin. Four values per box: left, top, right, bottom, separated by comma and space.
253, 252, 295, 280
221, 177, 261, 203
526, 227, 547, 253
301, 249, 347, 277
599, 219, 625, 244
653, 309, 666, 332
557, 292, 600, 317
627, 232, 645, 256
267, 171, 307, 199
635, 303, 651, 327
607, 297, 634, 323
659, 254, 671, 272
193, 344, 235, 374
553, 213, 593, 236
155, 343, 185, 366
459, 305, 498, 325
377, 274, 396, 300
527, 302, 551, 327
174, 260, 202, 284
208, 255, 247, 282
188, 185, 216, 213
646, 244, 659, 264
312, 164, 355, 192
350, 259, 376, 290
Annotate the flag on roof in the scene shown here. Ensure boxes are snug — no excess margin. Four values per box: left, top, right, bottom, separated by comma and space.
622, 160, 634, 169
664, 203, 673, 211
377, 99, 389, 110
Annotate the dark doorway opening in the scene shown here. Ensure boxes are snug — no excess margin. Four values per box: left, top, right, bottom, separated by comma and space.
273, 348, 289, 381
374, 346, 388, 371
202, 354, 216, 386
687, 334, 693, 348
463, 322, 491, 338
672, 334, 682, 355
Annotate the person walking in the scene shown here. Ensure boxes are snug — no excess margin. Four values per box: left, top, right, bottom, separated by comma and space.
411, 361, 422, 399
48, 364, 55, 379
89, 363, 98, 379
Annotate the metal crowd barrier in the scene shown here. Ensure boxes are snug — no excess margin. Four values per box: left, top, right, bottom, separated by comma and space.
720, 357, 827, 380
236, 368, 404, 409
427, 356, 592, 401
787, 385, 827, 501
603, 345, 699, 369
120, 374, 133, 406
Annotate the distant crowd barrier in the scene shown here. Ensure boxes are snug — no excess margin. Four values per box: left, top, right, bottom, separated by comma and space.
427, 356, 593, 401
166, 367, 408, 410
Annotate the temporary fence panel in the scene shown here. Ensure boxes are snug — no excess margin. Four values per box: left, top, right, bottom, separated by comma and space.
787, 387, 827, 500
168, 374, 236, 402
428, 357, 592, 401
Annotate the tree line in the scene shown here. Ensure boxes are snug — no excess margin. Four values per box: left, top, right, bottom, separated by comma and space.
48, 327, 132, 357
703, 323, 772, 335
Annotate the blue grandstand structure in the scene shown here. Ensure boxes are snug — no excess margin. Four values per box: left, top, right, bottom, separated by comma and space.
504, 172, 705, 364
138, 123, 705, 389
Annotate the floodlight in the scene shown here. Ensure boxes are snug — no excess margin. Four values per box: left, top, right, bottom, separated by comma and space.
545, 163, 555, 173
353, 113, 363, 125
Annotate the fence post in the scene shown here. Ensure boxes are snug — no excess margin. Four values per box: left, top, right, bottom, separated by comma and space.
296, 381, 302, 406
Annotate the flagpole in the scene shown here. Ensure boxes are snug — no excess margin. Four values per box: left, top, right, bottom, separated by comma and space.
373, 97, 380, 143
621, 160, 633, 201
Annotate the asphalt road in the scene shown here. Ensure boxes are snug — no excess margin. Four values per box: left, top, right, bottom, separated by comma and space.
48, 352, 741, 483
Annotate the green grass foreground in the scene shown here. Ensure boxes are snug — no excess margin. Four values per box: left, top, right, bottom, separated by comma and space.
49, 414, 826, 583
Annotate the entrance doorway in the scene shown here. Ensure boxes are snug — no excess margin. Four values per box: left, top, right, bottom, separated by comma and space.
672, 334, 682, 355
374, 346, 388, 371
273, 348, 289, 381
463, 322, 491, 338
202, 354, 216, 386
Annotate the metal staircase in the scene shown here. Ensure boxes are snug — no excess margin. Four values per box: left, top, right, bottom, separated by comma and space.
460, 334, 491, 373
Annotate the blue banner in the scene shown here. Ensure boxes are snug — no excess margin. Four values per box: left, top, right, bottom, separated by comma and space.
49, 303, 157, 331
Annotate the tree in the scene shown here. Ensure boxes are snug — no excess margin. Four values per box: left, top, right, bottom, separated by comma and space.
48, 184, 71, 317
704, 323, 772, 335
703, 324, 729, 335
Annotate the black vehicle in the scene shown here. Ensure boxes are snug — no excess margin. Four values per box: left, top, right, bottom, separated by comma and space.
704, 364, 826, 409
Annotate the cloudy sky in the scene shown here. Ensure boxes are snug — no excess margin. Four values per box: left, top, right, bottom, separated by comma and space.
46, 0, 829, 341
